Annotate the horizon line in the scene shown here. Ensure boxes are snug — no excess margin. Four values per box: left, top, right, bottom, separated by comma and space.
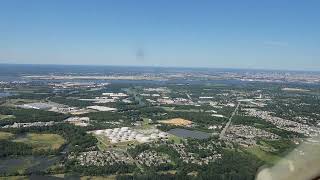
0, 62, 319, 73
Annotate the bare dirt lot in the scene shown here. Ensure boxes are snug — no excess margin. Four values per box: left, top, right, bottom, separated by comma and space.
158, 118, 192, 126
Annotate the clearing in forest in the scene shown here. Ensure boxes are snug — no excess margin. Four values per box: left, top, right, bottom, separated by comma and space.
158, 118, 192, 126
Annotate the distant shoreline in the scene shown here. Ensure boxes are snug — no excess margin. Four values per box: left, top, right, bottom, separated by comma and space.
0, 63, 319, 73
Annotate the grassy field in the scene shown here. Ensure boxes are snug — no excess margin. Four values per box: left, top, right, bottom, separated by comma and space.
94, 133, 139, 151
0, 131, 14, 140
1, 98, 39, 106
80, 176, 116, 180
95, 134, 111, 151
140, 118, 153, 129
0, 114, 15, 120
161, 106, 200, 113
13, 133, 66, 151
0, 176, 28, 180
52, 174, 119, 180
245, 146, 281, 164
168, 135, 184, 144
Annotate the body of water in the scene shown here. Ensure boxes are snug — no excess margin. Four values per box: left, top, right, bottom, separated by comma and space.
0, 156, 60, 175
0, 92, 12, 98
168, 128, 210, 139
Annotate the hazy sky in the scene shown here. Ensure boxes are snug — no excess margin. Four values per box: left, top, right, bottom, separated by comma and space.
0, 0, 320, 70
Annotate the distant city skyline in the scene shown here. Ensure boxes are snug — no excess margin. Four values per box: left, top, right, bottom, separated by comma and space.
1, 0, 320, 71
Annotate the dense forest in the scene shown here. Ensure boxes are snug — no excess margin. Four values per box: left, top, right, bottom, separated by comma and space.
0, 107, 68, 126
3, 124, 97, 153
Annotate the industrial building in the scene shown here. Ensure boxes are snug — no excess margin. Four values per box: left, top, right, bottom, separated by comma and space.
94, 127, 168, 144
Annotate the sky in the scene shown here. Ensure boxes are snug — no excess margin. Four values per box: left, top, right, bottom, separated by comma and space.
0, 0, 320, 70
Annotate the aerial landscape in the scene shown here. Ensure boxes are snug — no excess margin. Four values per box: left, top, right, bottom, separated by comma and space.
1, 0, 320, 180
0, 64, 320, 179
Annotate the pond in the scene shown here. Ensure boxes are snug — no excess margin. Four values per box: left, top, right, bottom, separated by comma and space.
0, 92, 12, 98
0, 156, 61, 175
168, 128, 210, 139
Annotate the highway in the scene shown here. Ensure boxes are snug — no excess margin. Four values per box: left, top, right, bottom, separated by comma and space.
186, 93, 192, 101
219, 102, 240, 139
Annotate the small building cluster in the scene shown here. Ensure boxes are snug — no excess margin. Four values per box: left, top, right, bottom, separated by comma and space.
17, 102, 93, 115
227, 125, 279, 139
245, 108, 320, 137
49, 82, 109, 89
157, 97, 194, 105
2, 121, 56, 128
135, 150, 171, 167
68, 150, 133, 166
224, 125, 279, 146
64, 117, 90, 127
169, 143, 221, 165
17, 102, 55, 110
80, 92, 131, 104
87, 105, 117, 112
102, 92, 128, 97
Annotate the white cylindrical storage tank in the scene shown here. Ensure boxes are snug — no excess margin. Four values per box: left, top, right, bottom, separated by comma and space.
138, 136, 150, 143
159, 132, 167, 138
109, 134, 115, 139
121, 127, 129, 131
129, 132, 135, 136
95, 130, 103, 135
111, 139, 118, 143
116, 134, 121, 138
135, 134, 143, 139
136, 136, 142, 142
151, 133, 158, 139
104, 129, 112, 133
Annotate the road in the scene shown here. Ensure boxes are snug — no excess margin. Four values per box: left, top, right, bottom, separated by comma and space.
186, 93, 192, 101
219, 102, 240, 139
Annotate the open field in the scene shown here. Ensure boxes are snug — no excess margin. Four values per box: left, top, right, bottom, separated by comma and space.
0, 176, 28, 180
0, 114, 15, 120
0, 132, 14, 140
80, 176, 116, 180
1, 99, 40, 106
94, 134, 138, 151
167, 135, 184, 144
161, 106, 200, 113
95, 134, 111, 151
139, 118, 152, 129
13, 133, 66, 151
158, 118, 192, 126
245, 146, 281, 164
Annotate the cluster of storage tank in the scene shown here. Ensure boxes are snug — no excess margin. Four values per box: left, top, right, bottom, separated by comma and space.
94, 127, 168, 144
